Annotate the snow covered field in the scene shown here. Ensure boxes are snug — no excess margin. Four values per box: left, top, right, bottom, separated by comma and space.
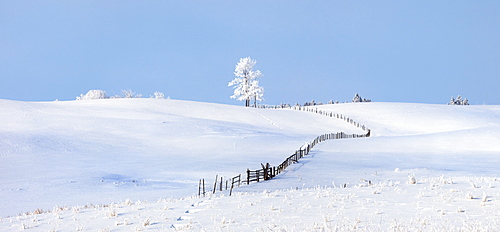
1, 99, 499, 231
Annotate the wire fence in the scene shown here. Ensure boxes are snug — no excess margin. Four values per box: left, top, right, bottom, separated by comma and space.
198, 106, 370, 197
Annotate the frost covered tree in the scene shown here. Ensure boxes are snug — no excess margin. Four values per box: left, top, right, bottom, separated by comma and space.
228, 57, 264, 107
352, 93, 371, 103
352, 93, 362, 103
448, 95, 469, 105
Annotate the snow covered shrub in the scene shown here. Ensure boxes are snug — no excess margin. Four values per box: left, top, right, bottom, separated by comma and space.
408, 174, 417, 184
123, 199, 132, 206
142, 217, 151, 226
448, 95, 469, 105
33, 208, 44, 215
21, 223, 29, 230
108, 208, 116, 217
327, 100, 339, 104
153, 91, 165, 99
121, 89, 142, 98
482, 192, 488, 202
304, 100, 316, 106
76, 90, 108, 100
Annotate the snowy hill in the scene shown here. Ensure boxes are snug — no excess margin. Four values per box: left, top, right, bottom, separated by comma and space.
1, 99, 499, 231
0, 98, 363, 217
238, 102, 500, 191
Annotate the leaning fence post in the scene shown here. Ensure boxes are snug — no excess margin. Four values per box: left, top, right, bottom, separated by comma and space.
213, 175, 218, 194
229, 181, 234, 196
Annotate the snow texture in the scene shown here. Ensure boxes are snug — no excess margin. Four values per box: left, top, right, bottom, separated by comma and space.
1, 99, 499, 231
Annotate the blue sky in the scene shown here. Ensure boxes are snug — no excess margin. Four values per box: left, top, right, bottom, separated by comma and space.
1, 1, 498, 105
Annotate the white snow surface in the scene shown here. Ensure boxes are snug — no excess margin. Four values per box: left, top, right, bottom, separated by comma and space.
1, 99, 500, 231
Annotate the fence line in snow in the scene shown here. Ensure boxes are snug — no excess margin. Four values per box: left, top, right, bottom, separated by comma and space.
198, 106, 370, 197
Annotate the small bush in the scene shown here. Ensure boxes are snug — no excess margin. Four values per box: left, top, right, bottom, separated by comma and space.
153, 91, 165, 99
408, 174, 417, 184
121, 89, 142, 98
76, 90, 108, 100
142, 217, 151, 226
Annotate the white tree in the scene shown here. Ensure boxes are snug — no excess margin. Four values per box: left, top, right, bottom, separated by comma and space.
448, 95, 469, 105
228, 57, 264, 107
352, 93, 371, 103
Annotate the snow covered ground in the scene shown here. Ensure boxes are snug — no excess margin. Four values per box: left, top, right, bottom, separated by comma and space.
0, 98, 362, 216
1, 99, 499, 231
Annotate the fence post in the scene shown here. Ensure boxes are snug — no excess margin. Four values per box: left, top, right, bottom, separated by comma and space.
202, 179, 205, 197
213, 175, 218, 194
261, 163, 267, 180
229, 181, 234, 196
198, 179, 201, 197
246, 169, 250, 185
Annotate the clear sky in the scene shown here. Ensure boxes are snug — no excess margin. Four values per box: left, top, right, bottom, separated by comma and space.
1, 1, 499, 105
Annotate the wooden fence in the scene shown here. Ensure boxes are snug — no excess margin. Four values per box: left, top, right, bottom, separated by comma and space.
198, 107, 370, 197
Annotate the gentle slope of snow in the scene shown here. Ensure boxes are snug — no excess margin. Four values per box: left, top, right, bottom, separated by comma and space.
1, 99, 499, 231
0, 98, 361, 217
